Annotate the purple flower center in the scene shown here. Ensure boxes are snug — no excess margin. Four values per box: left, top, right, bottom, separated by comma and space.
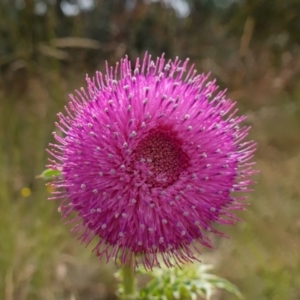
135, 127, 189, 188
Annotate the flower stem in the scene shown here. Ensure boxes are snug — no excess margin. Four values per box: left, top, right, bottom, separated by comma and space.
121, 258, 136, 299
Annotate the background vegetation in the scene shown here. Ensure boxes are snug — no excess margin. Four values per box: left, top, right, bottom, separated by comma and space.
1, 0, 300, 299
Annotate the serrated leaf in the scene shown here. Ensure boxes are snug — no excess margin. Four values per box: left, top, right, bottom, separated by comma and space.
135, 261, 243, 300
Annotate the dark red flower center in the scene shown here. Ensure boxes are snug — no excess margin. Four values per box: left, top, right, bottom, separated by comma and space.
135, 129, 189, 188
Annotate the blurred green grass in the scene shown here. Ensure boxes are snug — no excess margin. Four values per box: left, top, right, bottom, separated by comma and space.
0, 66, 300, 300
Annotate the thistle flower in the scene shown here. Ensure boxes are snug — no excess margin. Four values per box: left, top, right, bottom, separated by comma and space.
47, 53, 256, 270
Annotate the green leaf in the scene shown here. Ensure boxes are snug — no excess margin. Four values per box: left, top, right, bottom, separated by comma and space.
38, 168, 62, 180
135, 261, 243, 300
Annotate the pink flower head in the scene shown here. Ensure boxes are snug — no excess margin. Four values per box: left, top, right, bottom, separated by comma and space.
47, 53, 257, 269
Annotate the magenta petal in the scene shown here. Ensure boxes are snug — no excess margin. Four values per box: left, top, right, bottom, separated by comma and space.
47, 53, 257, 270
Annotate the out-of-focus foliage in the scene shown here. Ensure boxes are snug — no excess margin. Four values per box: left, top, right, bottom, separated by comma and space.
1, 1, 300, 300
2, 0, 300, 106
